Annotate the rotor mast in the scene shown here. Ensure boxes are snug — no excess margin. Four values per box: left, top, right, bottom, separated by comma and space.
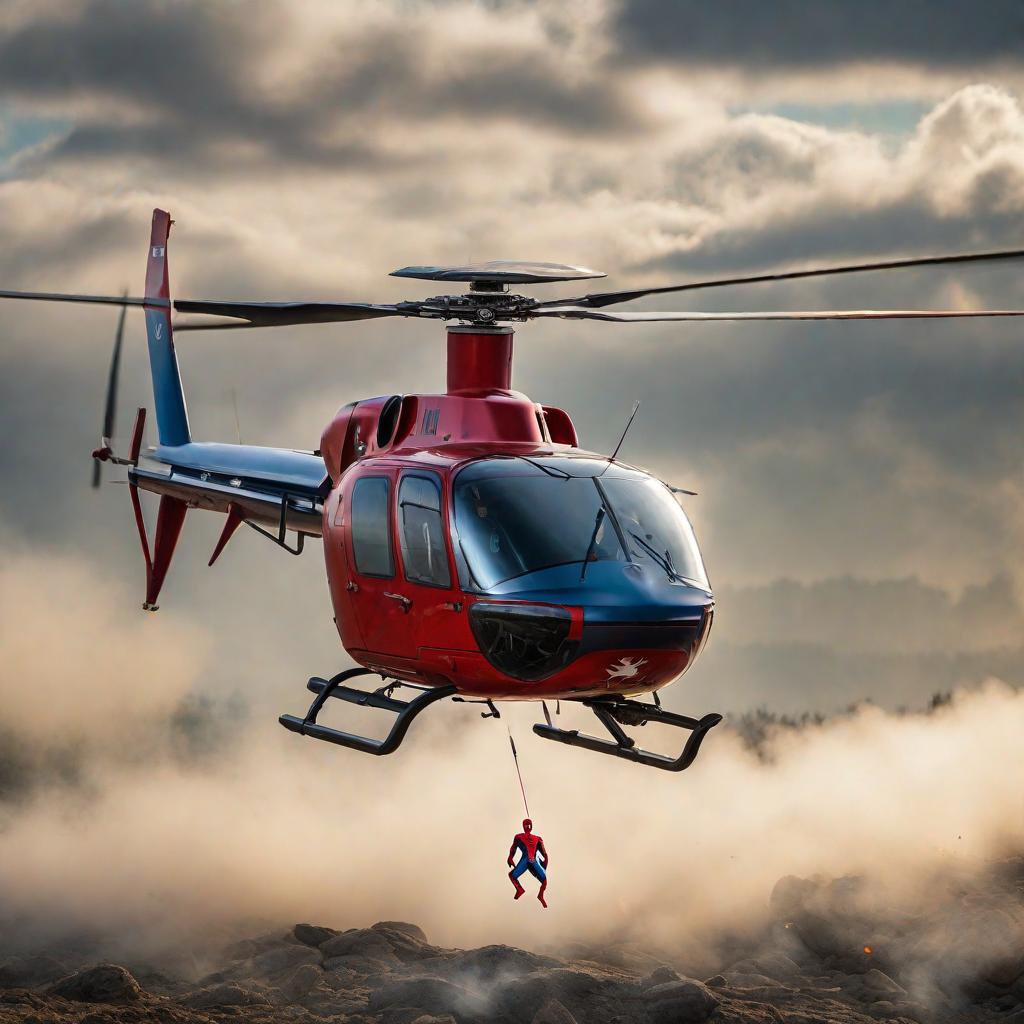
447, 324, 514, 396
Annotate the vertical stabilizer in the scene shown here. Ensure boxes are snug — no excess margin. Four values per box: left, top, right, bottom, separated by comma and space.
144, 210, 190, 447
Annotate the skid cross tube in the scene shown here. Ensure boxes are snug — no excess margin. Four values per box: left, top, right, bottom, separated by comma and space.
279, 667, 456, 756
533, 695, 722, 772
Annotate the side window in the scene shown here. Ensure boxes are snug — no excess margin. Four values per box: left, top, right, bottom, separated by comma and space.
351, 477, 393, 577
398, 475, 451, 588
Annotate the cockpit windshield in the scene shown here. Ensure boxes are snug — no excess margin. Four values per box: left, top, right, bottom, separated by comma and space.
452, 457, 709, 590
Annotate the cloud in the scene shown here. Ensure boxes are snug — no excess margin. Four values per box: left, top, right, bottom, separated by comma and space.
635, 85, 1024, 275
717, 574, 1024, 655
613, 0, 1024, 70
0, 0, 638, 177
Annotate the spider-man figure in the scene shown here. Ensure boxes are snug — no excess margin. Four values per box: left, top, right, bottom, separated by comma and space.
507, 818, 549, 907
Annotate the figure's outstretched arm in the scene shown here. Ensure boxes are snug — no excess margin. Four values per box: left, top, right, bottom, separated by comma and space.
508, 837, 521, 867
538, 837, 549, 867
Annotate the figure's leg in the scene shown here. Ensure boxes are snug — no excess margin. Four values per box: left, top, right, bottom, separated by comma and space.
529, 861, 548, 908
509, 857, 527, 899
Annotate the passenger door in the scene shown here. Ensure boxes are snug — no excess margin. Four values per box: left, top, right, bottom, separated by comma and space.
347, 471, 415, 659
395, 471, 470, 657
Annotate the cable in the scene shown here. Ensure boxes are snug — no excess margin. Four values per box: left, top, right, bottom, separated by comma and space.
507, 727, 531, 818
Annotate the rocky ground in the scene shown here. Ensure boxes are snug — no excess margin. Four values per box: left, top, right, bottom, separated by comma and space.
4, 859, 1024, 1024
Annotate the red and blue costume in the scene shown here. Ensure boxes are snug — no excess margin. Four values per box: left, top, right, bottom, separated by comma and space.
508, 818, 549, 907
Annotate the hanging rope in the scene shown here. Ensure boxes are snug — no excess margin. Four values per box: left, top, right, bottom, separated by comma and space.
507, 726, 531, 818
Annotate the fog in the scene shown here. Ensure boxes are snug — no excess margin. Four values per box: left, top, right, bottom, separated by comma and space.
2, 546, 1022, 969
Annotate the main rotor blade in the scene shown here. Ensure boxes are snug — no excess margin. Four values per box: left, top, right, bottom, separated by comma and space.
530, 307, 1024, 323
0, 289, 154, 308
534, 247, 1024, 310
172, 299, 414, 329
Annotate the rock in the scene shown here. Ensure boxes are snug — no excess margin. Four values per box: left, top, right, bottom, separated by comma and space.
722, 970, 784, 989
531, 998, 578, 1024
643, 978, 719, 1024
641, 966, 681, 988
294, 923, 340, 947
248, 942, 322, 977
50, 964, 143, 1004
448, 944, 561, 982
368, 976, 481, 1018
381, 1010, 461, 1024
323, 952, 395, 975
321, 962, 359, 989
372, 923, 436, 963
278, 962, 326, 1002
222, 931, 296, 961
303, 994, 372, 1018
381, 1008, 434, 1024
986, 954, 1024, 987
747, 952, 802, 980
183, 982, 269, 1009
373, 921, 429, 944
121, 962, 180, 997
321, 928, 398, 962
791, 910, 857, 959
0, 955, 69, 989
494, 968, 613, 1022
200, 939, 324, 990
323, 954, 372, 978
868, 998, 928, 1021
862, 968, 906, 999
868, 999, 900, 1018
770, 875, 819, 919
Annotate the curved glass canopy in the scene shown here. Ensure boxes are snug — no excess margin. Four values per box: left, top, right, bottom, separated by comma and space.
452, 457, 709, 590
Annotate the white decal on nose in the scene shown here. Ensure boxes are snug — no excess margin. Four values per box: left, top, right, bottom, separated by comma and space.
606, 656, 648, 680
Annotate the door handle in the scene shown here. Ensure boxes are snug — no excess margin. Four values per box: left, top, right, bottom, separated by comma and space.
383, 592, 412, 612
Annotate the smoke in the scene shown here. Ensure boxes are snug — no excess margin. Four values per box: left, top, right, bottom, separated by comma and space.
2, 546, 1023, 972
0, 547, 207, 743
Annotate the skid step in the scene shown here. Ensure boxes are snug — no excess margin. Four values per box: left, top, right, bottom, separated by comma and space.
280, 667, 456, 756
533, 696, 722, 772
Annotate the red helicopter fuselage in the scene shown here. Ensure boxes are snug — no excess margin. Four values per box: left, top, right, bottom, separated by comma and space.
319, 325, 714, 701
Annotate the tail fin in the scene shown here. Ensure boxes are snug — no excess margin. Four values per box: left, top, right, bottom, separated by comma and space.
144, 210, 190, 447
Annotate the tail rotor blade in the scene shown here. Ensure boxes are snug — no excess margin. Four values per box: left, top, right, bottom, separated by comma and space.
93, 295, 128, 489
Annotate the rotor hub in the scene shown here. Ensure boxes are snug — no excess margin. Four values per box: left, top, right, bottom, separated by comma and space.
407, 291, 539, 324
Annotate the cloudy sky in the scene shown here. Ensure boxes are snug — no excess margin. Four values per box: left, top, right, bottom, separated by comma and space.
2, 0, 1024, 726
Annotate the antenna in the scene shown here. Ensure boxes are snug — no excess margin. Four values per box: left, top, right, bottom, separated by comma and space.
228, 388, 242, 445
609, 400, 640, 463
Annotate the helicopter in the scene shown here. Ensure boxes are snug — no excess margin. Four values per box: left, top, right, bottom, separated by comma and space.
3, 208, 1023, 773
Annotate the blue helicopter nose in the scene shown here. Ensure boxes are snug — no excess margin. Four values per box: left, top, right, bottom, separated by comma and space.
486, 558, 711, 612
482, 559, 714, 663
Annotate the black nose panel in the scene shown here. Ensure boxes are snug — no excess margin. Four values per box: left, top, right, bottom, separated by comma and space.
469, 603, 578, 682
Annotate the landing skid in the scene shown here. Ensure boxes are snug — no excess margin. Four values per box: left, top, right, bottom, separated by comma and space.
279, 667, 456, 756
533, 696, 722, 772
